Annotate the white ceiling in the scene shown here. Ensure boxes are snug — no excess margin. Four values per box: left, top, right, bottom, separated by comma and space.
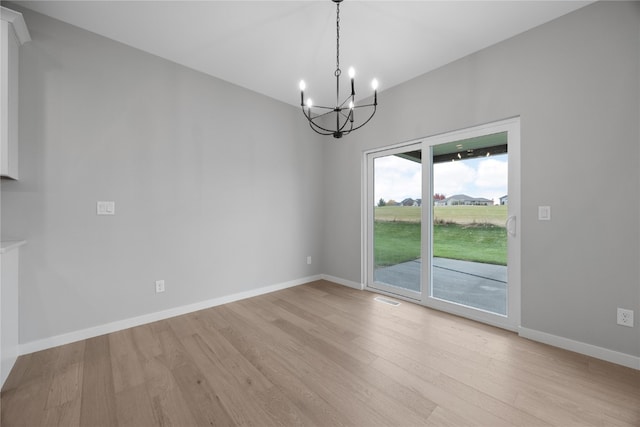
15, 1, 593, 107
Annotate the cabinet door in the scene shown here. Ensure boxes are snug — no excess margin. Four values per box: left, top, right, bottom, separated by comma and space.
1, 20, 19, 179
1, 8, 30, 179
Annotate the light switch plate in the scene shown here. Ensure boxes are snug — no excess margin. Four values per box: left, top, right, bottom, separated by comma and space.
538, 206, 551, 221
97, 201, 115, 215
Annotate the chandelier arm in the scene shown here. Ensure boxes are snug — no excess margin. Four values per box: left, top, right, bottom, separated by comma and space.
336, 107, 356, 132
336, 110, 352, 120
303, 104, 376, 135
309, 121, 339, 135
307, 105, 335, 111
304, 109, 335, 121
308, 123, 334, 136
305, 113, 345, 135
339, 96, 378, 110
343, 106, 377, 134
351, 102, 377, 109
302, 107, 335, 126
338, 95, 354, 108
337, 115, 353, 133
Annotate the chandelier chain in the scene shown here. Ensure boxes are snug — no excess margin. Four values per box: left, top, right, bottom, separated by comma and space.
335, 2, 340, 76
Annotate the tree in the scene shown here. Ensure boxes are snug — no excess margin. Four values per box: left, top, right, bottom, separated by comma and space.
434, 193, 446, 201
378, 198, 386, 207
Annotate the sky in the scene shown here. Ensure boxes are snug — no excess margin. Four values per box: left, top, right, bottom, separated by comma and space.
374, 153, 508, 205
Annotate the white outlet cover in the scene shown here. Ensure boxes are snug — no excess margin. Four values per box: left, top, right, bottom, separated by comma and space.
97, 201, 115, 215
617, 308, 634, 327
155, 280, 165, 293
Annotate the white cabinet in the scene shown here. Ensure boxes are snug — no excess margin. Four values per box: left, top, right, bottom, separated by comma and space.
0, 240, 25, 387
1, 7, 30, 180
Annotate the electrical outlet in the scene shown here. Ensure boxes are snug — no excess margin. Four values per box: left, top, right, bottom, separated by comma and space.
617, 308, 634, 327
307, 256, 312, 265
155, 280, 165, 293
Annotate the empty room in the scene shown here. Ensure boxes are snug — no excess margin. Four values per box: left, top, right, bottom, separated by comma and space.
1, 0, 639, 425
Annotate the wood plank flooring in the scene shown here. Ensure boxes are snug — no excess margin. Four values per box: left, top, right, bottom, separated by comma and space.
2, 280, 639, 426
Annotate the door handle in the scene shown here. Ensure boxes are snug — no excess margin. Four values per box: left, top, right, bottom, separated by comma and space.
506, 215, 516, 237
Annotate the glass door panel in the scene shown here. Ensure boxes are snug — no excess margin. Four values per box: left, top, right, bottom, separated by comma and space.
431, 133, 508, 316
369, 147, 422, 299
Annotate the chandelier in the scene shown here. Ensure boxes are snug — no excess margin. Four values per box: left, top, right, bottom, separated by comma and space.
298, 0, 378, 139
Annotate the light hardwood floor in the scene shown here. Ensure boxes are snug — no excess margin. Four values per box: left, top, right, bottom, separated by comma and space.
2, 280, 639, 426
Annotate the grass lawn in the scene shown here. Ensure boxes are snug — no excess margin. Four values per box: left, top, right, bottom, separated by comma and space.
376, 205, 507, 226
375, 206, 422, 222
433, 223, 506, 265
374, 221, 422, 267
374, 220, 507, 267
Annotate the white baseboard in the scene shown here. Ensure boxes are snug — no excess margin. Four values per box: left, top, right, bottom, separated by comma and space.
321, 274, 363, 290
18, 275, 639, 372
519, 327, 640, 370
19, 275, 322, 356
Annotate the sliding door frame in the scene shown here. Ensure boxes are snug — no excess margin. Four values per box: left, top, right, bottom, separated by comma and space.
362, 117, 521, 331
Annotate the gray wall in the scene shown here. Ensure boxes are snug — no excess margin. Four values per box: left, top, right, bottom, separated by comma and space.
2, 7, 324, 344
3, 2, 639, 361
323, 1, 640, 357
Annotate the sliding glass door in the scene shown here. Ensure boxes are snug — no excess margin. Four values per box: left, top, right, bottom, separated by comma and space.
365, 119, 520, 331
431, 133, 509, 316
367, 144, 424, 300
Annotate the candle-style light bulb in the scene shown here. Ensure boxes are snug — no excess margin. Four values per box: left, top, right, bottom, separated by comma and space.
299, 80, 306, 106
372, 79, 379, 105
348, 67, 355, 96
349, 101, 354, 109
306, 98, 313, 108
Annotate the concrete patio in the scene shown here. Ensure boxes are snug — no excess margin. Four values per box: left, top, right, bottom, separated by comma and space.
374, 257, 507, 315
